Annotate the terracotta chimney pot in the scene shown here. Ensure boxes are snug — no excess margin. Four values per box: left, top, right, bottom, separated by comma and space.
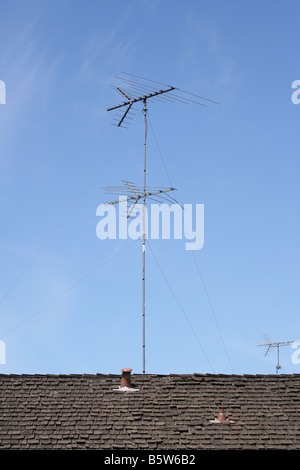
217, 408, 226, 422
120, 368, 133, 388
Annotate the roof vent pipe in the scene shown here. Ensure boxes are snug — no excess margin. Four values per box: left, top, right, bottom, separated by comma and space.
217, 408, 226, 422
210, 407, 235, 424
113, 368, 139, 392
121, 368, 132, 388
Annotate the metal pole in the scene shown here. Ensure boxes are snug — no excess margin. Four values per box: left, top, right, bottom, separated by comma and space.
142, 99, 147, 374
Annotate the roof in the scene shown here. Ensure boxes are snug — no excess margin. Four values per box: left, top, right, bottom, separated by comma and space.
0, 372, 300, 450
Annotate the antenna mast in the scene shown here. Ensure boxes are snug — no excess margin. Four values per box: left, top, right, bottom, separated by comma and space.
142, 98, 147, 374
258, 335, 294, 373
106, 72, 220, 374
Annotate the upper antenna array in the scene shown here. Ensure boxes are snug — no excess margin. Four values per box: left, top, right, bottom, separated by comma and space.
107, 72, 220, 128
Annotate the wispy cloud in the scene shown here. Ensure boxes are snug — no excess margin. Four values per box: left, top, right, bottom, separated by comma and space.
178, 8, 236, 99
79, 1, 138, 85
0, 15, 62, 147
78, 8, 138, 125
80, 27, 137, 82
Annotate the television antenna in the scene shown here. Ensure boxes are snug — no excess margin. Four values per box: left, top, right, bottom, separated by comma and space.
106, 72, 220, 374
258, 335, 294, 374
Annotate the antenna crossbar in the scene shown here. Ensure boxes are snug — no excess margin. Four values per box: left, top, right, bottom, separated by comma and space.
104, 186, 176, 208
107, 87, 175, 112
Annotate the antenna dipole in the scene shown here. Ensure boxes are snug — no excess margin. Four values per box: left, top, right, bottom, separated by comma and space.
107, 85, 175, 127
258, 335, 295, 374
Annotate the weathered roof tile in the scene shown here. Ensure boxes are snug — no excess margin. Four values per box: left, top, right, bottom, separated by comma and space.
0, 373, 300, 449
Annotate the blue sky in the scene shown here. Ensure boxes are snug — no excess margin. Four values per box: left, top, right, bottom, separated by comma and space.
0, 0, 300, 376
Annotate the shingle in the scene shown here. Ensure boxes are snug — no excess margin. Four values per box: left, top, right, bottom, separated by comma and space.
0, 373, 300, 449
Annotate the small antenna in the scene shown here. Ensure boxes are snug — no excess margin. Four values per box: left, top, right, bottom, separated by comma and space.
258, 335, 295, 374
106, 73, 219, 373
